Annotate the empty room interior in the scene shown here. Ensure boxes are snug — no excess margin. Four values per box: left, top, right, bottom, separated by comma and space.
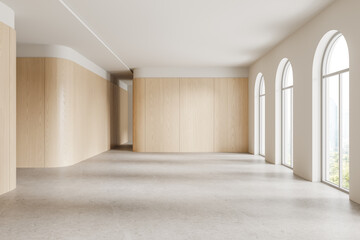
1, 0, 360, 239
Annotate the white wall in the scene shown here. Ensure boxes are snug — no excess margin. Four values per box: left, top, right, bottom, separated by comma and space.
134, 67, 249, 78
248, 0, 360, 204
0, 1, 14, 29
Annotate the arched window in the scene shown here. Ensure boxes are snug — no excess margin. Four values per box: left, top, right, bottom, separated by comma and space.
281, 60, 293, 168
259, 75, 265, 156
322, 33, 349, 191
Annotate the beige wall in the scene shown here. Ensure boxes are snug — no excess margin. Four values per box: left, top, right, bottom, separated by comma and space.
0, 21, 16, 195
248, 0, 360, 204
133, 78, 248, 153
17, 57, 120, 168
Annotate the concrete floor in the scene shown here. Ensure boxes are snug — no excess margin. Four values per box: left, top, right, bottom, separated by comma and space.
0, 150, 359, 240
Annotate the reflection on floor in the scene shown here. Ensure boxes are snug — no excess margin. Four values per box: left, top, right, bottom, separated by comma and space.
0, 150, 359, 240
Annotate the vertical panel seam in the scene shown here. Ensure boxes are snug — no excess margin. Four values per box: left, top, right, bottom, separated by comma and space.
8, 27, 11, 190
145, 79, 146, 152
43, 58, 46, 168
213, 78, 216, 152
179, 78, 181, 152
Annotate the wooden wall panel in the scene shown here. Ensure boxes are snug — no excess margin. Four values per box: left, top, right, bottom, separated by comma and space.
133, 77, 248, 153
180, 78, 214, 152
145, 78, 180, 152
9, 28, 16, 189
120, 87, 128, 144
44, 59, 113, 167
92, 73, 111, 155
0, 22, 10, 194
73, 64, 86, 162
0, 22, 16, 195
112, 84, 121, 146
44, 58, 75, 167
17, 58, 45, 167
214, 78, 229, 152
214, 78, 248, 152
228, 78, 248, 152
15, 57, 113, 168
133, 78, 146, 152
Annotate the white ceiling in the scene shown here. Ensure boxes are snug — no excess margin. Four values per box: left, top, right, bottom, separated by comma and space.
2, 0, 335, 77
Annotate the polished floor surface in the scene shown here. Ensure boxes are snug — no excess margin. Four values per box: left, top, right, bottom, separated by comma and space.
0, 150, 359, 240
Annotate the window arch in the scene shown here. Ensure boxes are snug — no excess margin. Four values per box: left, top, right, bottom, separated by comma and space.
281, 60, 294, 168
321, 33, 349, 191
254, 73, 265, 156
259, 75, 266, 156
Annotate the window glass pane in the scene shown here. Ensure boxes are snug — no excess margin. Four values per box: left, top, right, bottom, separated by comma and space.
283, 63, 293, 88
260, 96, 265, 155
282, 88, 293, 167
341, 72, 349, 190
325, 35, 349, 75
325, 75, 339, 186
260, 77, 265, 95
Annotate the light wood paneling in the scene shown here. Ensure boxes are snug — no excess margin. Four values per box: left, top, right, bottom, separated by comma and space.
73, 64, 86, 162
180, 78, 214, 152
120, 87, 128, 144
9, 28, 16, 189
16, 57, 113, 168
0, 22, 10, 194
0, 22, 16, 194
133, 77, 248, 153
17, 58, 45, 167
45, 58, 75, 167
228, 78, 248, 152
214, 78, 229, 152
214, 78, 248, 152
133, 78, 146, 152
44, 58, 112, 167
145, 78, 180, 152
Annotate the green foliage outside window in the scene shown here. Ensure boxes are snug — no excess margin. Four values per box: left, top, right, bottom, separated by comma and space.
328, 151, 349, 190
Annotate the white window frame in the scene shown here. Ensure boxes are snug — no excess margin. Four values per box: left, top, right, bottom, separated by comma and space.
281, 60, 294, 169
321, 33, 350, 193
259, 76, 265, 157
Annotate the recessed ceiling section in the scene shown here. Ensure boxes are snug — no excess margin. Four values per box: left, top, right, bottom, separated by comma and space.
1, 0, 132, 77
62, 0, 335, 68
2, 0, 335, 76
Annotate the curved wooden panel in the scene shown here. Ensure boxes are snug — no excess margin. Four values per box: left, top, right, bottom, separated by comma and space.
45, 58, 75, 167
17, 57, 114, 168
44, 58, 112, 167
